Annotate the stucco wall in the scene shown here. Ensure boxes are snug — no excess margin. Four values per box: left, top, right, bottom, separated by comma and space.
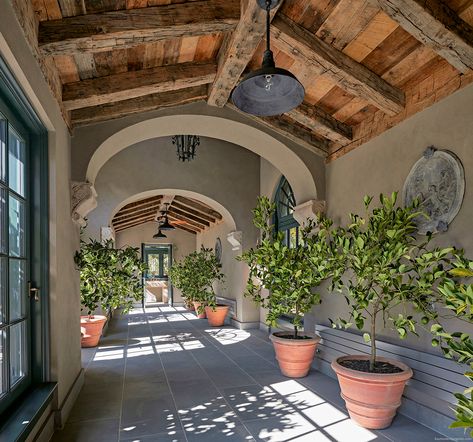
311, 83, 473, 354
1, 0, 81, 431
115, 221, 196, 304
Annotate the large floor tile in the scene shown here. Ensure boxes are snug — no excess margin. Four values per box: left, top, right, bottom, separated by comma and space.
120, 430, 186, 441
52, 418, 119, 442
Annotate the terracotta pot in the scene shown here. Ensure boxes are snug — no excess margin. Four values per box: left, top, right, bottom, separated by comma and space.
205, 305, 229, 327
80, 315, 107, 348
331, 355, 413, 429
269, 331, 320, 378
193, 302, 206, 319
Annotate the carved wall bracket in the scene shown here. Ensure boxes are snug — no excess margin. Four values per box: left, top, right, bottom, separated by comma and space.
71, 181, 97, 227
227, 231, 243, 251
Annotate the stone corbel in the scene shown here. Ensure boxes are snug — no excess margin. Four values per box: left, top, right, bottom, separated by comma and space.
293, 200, 326, 226
227, 231, 243, 251
71, 181, 97, 227
101, 226, 115, 243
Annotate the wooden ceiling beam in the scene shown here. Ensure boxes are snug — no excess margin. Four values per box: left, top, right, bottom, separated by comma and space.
168, 208, 210, 228
207, 0, 284, 107
114, 216, 156, 231
272, 14, 405, 116
171, 201, 217, 223
38, 0, 240, 56
63, 62, 216, 110
377, 0, 473, 73
168, 212, 206, 230
173, 196, 223, 220
286, 103, 353, 143
167, 217, 201, 233
115, 198, 162, 217
174, 224, 198, 235
227, 103, 329, 157
113, 208, 159, 226
71, 85, 207, 126
168, 206, 211, 227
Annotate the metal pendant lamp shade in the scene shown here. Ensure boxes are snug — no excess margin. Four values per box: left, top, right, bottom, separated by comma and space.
232, 0, 305, 116
159, 217, 175, 231
153, 229, 167, 239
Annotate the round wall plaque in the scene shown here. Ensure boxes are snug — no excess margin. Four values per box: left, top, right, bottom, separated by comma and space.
215, 237, 222, 264
403, 147, 465, 234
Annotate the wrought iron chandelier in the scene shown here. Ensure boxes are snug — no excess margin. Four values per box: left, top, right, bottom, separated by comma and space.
232, 0, 305, 116
172, 135, 200, 162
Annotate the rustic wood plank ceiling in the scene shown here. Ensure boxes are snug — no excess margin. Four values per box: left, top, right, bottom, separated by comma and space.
12, 0, 473, 161
112, 194, 223, 233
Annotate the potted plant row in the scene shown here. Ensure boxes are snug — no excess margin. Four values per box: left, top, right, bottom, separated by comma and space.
75, 239, 147, 347
169, 247, 227, 326
240, 192, 472, 432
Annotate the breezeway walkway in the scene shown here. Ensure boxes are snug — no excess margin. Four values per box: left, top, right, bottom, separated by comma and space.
52, 306, 444, 441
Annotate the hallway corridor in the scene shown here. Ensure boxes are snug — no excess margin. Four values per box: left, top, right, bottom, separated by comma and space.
52, 307, 444, 442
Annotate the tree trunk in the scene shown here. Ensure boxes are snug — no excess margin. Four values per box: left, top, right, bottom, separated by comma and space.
370, 311, 377, 372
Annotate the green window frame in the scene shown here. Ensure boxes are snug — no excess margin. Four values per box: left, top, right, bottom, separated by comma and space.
0, 54, 51, 425
273, 176, 300, 249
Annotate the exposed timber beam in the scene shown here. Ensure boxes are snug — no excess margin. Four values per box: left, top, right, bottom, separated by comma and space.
113, 209, 159, 227
207, 0, 284, 107
63, 62, 216, 110
169, 207, 211, 227
114, 216, 156, 231
115, 198, 162, 217
113, 204, 162, 222
11, 0, 70, 127
168, 212, 206, 230
286, 103, 353, 143
227, 103, 329, 157
174, 225, 198, 235
167, 216, 201, 233
272, 14, 405, 116
71, 85, 207, 126
173, 196, 223, 220
377, 0, 473, 73
38, 0, 240, 56
171, 202, 218, 224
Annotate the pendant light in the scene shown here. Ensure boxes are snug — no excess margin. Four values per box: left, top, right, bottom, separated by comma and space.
232, 0, 305, 116
153, 229, 167, 239
158, 204, 175, 231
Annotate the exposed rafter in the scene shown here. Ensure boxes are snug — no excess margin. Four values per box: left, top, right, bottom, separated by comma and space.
377, 0, 473, 73
173, 196, 223, 221
271, 14, 405, 116
38, 0, 240, 56
71, 85, 207, 126
207, 0, 284, 107
63, 62, 217, 110
227, 103, 329, 157
286, 103, 353, 143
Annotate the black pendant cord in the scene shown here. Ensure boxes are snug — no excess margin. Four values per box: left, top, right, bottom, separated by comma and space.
266, 0, 271, 53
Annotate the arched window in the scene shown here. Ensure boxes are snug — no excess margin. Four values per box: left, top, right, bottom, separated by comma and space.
274, 176, 300, 248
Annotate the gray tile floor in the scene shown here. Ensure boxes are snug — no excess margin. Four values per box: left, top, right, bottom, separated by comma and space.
52, 305, 445, 442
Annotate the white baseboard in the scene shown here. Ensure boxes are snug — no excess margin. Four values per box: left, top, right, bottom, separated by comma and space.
54, 368, 85, 429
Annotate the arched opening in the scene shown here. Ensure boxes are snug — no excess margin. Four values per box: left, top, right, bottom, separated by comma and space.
85, 115, 318, 204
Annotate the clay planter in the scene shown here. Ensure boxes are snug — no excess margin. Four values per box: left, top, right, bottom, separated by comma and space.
193, 302, 206, 319
205, 305, 229, 327
331, 355, 413, 429
80, 315, 107, 348
269, 331, 321, 378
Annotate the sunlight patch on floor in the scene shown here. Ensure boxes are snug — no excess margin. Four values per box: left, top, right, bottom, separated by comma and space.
205, 328, 251, 345
93, 346, 124, 361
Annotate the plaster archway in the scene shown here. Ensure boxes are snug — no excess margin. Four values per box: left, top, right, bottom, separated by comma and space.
86, 115, 318, 203
109, 188, 237, 232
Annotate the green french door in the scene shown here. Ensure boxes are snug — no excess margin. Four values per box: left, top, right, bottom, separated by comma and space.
0, 99, 31, 413
0, 58, 48, 417
142, 244, 173, 305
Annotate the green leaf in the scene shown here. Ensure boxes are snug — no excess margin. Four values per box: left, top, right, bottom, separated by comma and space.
363, 333, 371, 343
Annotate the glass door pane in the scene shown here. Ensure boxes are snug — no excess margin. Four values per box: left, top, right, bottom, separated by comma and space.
9, 321, 26, 386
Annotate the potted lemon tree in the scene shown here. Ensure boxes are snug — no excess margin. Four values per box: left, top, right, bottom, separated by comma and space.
238, 196, 342, 378
75, 239, 147, 347
331, 192, 462, 429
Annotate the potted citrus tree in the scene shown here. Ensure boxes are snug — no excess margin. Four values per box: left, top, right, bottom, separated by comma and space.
331, 192, 461, 429
238, 196, 342, 378
75, 239, 147, 347
187, 247, 226, 324
430, 257, 473, 437
168, 260, 195, 310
